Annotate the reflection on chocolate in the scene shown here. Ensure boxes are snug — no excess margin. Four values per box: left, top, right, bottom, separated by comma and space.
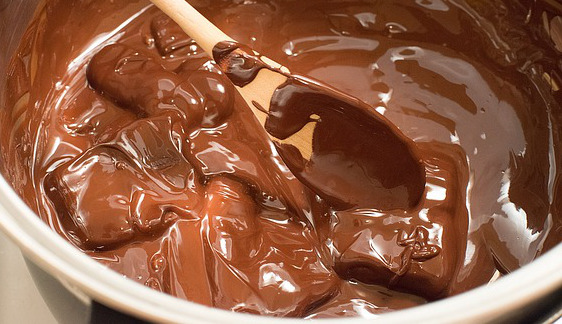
1, 0, 561, 319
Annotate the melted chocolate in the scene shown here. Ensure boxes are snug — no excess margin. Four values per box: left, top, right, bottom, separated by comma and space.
1, 0, 561, 319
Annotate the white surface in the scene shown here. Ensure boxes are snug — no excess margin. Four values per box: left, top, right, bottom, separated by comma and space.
0, 231, 57, 324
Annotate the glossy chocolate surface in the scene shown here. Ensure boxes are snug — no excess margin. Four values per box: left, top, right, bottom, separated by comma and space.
1, 0, 561, 318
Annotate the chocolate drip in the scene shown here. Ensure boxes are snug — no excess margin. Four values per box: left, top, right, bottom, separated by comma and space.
212, 41, 270, 87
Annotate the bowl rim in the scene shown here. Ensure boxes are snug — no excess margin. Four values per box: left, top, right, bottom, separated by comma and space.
0, 173, 560, 323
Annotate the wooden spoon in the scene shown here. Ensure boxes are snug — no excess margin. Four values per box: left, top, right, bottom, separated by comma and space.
150, 0, 426, 211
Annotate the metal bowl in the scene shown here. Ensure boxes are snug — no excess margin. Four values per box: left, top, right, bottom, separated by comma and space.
0, 0, 560, 322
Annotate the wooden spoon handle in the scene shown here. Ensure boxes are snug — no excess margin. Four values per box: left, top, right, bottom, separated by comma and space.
150, 0, 234, 55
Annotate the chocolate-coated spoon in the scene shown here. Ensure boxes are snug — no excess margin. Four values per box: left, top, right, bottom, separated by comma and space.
150, 0, 426, 210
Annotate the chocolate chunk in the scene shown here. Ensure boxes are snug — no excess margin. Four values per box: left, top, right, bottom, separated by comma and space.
45, 147, 138, 249
45, 117, 202, 249
187, 69, 235, 128
87, 44, 178, 116
330, 144, 469, 300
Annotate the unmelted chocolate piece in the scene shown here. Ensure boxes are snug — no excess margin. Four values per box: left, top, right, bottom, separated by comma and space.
87, 44, 179, 116
87, 43, 233, 128
45, 147, 138, 248
186, 68, 236, 128
329, 143, 469, 299
45, 116, 202, 249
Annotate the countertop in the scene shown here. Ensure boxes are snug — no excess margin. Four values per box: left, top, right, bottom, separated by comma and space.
0, 231, 57, 323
